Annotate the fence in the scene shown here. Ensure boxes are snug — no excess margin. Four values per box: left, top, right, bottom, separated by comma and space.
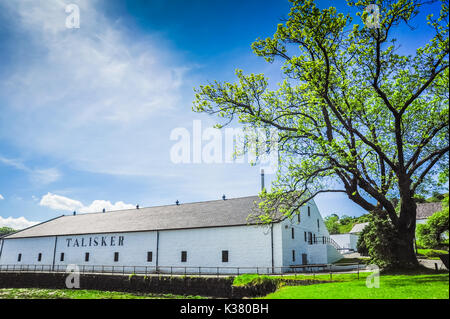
0, 262, 364, 278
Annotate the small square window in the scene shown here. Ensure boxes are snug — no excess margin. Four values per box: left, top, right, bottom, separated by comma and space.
222, 250, 229, 263
114, 252, 119, 262
147, 251, 153, 262
181, 251, 187, 262
38, 253, 42, 262
85, 252, 90, 262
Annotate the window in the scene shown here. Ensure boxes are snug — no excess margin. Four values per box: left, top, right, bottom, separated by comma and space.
17, 254, 22, 262
147, 251, 153, 262
313, 234, 316, 243
292, 250, 296, 262
181, 251, 187, 262
114, 252, 119, 262
308, 206, 311, 217
85, 252, 90, 262
222, 250, 229, 263
297, 213, 300, 223
304, 231, 307, 242
60, 253, 64, 262
317, 219, 320, 231
291, 228, 295, 239
38, 253, 42, 262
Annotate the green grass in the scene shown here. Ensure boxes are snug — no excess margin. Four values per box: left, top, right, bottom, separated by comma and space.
333, 257, 370, 264
416, 248, 449, 260
261, 272, 449, 299
233, 274, 273, 286
233, 272, 365, 286
0, 288, 205, 299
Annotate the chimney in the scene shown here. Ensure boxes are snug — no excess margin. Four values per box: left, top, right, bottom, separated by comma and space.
261, 169, 265, 192
222, 194, 226, 200
136, 204, 139, 209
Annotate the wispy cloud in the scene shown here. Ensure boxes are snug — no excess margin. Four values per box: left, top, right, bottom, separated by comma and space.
0, 0, 190, 178
39, 192, 135, 213
0, 156, 61, 185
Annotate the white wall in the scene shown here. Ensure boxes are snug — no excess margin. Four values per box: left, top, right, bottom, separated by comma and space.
157, 225, 273, 271
330, 233, 359, 251
278, 199, 339, 266
54, 232, 157, 270
0, 237, 56, 266
0, 224, 276, 274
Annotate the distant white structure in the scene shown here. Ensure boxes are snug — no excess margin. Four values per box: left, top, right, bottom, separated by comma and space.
0, 196, 342, 273
331, 202, 444, 254
329, 233, 359, 253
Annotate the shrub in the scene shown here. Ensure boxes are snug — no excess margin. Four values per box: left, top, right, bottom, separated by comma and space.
416, 195, 449, 249
357, 212, 399, 269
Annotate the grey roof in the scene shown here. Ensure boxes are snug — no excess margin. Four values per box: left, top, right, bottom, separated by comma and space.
349, 222, 369, 234
5, 196, 266, 239
416, 202, 442, 220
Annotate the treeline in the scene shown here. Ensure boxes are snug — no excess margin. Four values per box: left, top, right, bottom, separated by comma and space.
324, 214, 369, 235
0, 227, 16, 237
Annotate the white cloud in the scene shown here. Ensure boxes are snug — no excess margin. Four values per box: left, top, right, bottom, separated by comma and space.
0, 216, 40, 230
39, 192, 135, 213
0, 194, 4, 200
39, 192, 84, 212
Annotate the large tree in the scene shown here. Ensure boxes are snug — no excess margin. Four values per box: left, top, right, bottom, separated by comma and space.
193, 0, 449, 267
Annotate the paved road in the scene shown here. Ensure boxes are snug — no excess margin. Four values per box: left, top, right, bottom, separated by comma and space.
418, 258, 446, 270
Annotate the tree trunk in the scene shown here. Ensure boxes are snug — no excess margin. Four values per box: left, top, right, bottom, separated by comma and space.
393, 195, 420, 268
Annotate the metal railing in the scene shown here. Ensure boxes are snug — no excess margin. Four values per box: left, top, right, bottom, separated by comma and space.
0, 262, 364, 278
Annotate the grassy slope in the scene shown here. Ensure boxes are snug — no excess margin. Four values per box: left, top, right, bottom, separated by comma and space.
0, 288, 204, 299
262, 273, 449, 299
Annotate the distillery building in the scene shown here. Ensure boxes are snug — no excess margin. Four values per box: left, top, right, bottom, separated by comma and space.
0, 195, 342, 274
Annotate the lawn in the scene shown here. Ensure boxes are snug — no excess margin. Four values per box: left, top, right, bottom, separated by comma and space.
261, 272, 449, 299
0, 288, 204, 299
416, 248, 449, 260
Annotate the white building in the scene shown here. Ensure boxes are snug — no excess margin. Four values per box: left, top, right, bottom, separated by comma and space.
329, 233, 359, 253
0, 196, 342, 274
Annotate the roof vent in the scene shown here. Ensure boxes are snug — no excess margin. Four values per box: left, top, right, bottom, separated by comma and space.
222, 194, 226, 200
136, 205, 139, 209
176, 200, 180, 205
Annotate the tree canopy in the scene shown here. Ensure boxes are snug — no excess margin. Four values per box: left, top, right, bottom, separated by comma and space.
193, 0, 449, 266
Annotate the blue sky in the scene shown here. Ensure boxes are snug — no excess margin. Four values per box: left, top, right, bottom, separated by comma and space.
0, 0, 443, 229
